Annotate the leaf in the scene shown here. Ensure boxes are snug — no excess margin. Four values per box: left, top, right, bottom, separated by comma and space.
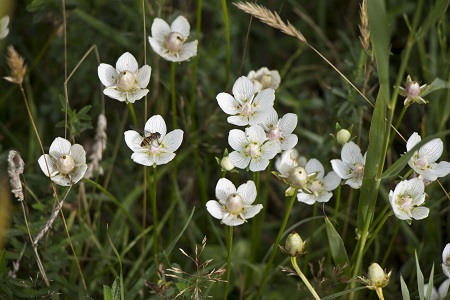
416, 251, 425, 300
400, 275, 410, 300
417, 0, 449, 40
421, 78, 450, 97
425, 264, 435, 300
324, 216, 349, 274
103, 285, 113, 300
107, 225, 124, 300
111, 277, 121, 300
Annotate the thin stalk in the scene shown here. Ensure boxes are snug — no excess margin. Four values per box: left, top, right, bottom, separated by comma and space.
224, 225, 234, 300
333, 185, 341, 222
152, 166, 159, 257
171, 62, 177, 129
381, 222, 400, 266
256, 189, 298, 298
128, 102, 139, 128
221, 0, 230, 88
388, 106, 408, 147
291, 257, 320, 300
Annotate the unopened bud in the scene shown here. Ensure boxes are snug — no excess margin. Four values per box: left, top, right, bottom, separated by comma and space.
284, 232, 306, 257
336, 129, 351, 145
288, 166, 308, 189
220, 156, 234, 171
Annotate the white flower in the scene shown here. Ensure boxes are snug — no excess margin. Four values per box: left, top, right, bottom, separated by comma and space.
247, 67, 281, 92
228, 125, 279, 172
275, 149, 306, 172
331, 141, 366, 189
124, 115, 183, 166
424, 279, 450, 300
406, 132, 450, 182
399, 75, 427, 106
443, 243, 450, 278
0, 16, 9, 39
388, 178, 429, 221
38, 137, 87, 186
217, 76, 275, 126
148, 16, 198, 62
297, 159, 341, 205
206, 178, 262, 226
98, 52, 151, 103
260, 109, 298, 152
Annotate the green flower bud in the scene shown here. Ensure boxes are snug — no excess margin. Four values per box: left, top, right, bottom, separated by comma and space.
284, 231, 306, 257
336, 129, 351, 145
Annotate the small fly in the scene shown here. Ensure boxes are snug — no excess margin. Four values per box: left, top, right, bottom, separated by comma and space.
130, 125, 161, 147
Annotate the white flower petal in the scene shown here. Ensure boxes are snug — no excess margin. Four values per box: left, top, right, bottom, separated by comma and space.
171, 16, 190, 37
229, 151, 251, 169
161, 129, 183, 152
51, 174, 72, 186
217, 92, 239, 115
136, 65, 151, 88
38, 154, 58, 177
430, 161, 450, 179
116, 52, 138, 73
228, 129, 247, 151
104, 88, 126, 102
443, 264, 450, 279
419, 138, 443, 163
261, 108, 278, 129
280, 134, 298, 151
145, 115, 167, 138
297, 192, 316, 205
316, 191, 333, 203
131, 152, 155, 166
438, 279, 450, 298
253, 88, 275, 111
260, 140, 280, 160
155, 152, 176, 165
127, 89, 149, 103
345, 177, 362, 189
151, 18, 171, 41
278, 113, 298, 134
124, 130, 144, 152
249, 157, 270, 172
237, 180, 257, 205
411, 206, 429, 220
246, 125, 267, 144
442, 244, 450, 265
331, 159, 351, 180
70, 144, 86, 165
71, 164, 87, 184
222, 215, 245, 226
323, 171, 341, 191
178, 40, 198, 61
228, 115, 250, 126
406, 132, 421, 151
49, 137, 71, 158
305, 159, 325, 179
232, 76, 254, 102
206, 200, 226, 220
242, 204, 263, 219
216, 178, 236, 203
341, 142, 363, 164
98, 64, 118, 87
148, 37, 164, 56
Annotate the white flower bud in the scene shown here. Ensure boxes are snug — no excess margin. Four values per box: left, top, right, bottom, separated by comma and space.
336, 129, 351, 145
220, 156, 234, 171
288, 166, 308, 189
284, 232, 306, 257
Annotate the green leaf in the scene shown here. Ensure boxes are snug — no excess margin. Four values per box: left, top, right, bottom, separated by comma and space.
425, 264, 434, 300
107, 226, 124, 300
421, 78, 450, 97
416, 251, 425, 300
111, 277, 121, 300
324, 217, 349, 274
103, 285, 113, 300
400, 275, 410, 300
417, 0, 449, 40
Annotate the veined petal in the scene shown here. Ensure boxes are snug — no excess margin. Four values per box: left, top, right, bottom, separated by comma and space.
217, 92, 239, 115
232, 76, 254, 102
229, 151, 251, 169
49, 137, 71, 158
331, 159, 351, 179
242, 204, 263, 219
127, 89, 149, 103
237, 180, 257, 205
411, 206, 429, 220
216, 178, 236, 203
305, 159, 324, 179
407, 178, 425, 203
124, 130, 144, 152
145, 115, 167, 138
280, 134, 298, 151
249, 157, 270, 172
297, 192, 316, 205
70, 144, 86, 165
253, 88, 275, 110
116, 52, 138, 73
406, 132, 421, 151
278, 113, 298, 134
228, 115, 250, 126
51, 174, 72, 186
261, 108, 278, 129
246, 125, 267, 144
228, 129, 247, 151
419, 138, 443, 163
248, 110, 270, 126
438, 279, 450, 298
161, 129, 183, 152
316, 191, 333, 203
136, 65, 151, 88
222, 215, 245, 226
178, 40, 198, 61
429, 161, 450, 178
71, 164, 87, 184
346, 177, 362, 189
151, 18, 171, 41
323, 171, 341, 191
98, 64, 118, 87
155, 152, 176, 165
38, 154, 58, 177
104, 88, 126, 102
206, 200, 226, 220
131, 152, 155, 166
442, 243, 450, 265
171, 16, 190, 37
260, 140, 280, 160
148, 37, 164, 57
341, 141, 363, 164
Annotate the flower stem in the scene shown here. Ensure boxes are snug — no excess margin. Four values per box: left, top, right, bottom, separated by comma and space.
224, 225, 234, 300
171, 62, 177, 129
290, 257, 320, 300
151, 166, 159, 257
127, 102, 139, 128
221, 0, 230, 88
256, 189, 298, 298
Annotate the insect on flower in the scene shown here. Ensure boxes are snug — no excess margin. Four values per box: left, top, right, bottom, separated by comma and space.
130, 125, 162, 147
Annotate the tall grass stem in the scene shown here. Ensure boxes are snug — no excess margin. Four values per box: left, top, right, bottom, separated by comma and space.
224, 225, 234, 300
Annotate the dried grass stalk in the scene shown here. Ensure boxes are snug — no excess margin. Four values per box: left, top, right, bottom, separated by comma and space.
7, 150, 25, 201
4, 46, 27, 84
234, 1, 307, 43
359, 0, 370, 50
85, 113, 107, 178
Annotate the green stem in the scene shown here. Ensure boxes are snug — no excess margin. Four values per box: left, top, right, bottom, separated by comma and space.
152, 166, 158, 257
171, 62, 177, 129
224, 226, 234, 300
388, 106, 408, 146
256, 189, 298, 298
291, 257, 320, 300
221, 0, 230, 88
381, 221, 400, 266
127, 102, 139, 128
333, 185, 341, 222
